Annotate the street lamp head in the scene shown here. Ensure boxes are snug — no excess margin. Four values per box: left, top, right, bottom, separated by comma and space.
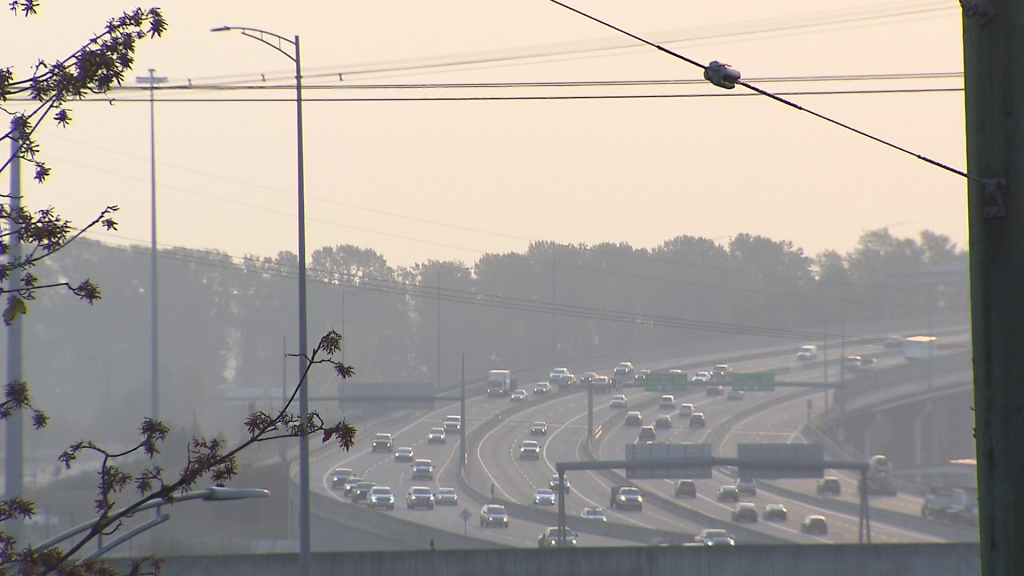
210, 25, 232, 32
203, 486, 271, 501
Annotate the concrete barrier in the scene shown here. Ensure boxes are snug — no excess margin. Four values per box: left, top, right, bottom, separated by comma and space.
107, 542, 980, 576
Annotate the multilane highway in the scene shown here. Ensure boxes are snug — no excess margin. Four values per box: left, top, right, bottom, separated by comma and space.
309, 328, 974, 548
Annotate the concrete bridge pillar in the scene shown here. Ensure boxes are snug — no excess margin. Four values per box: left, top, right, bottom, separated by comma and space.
914, 401, 934, 483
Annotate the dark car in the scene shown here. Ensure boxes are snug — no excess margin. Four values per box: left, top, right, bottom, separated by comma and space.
411, 459, 434, 480
801, 515, 828, 535
538, 527, 577, 548
688, 412, 706, 428
351, 481, 376, 503
817, 477, 841, 496
427, 427, 446, 444
371, 433, 393, 452
717, 485, 740, 502
530, 421, 548, 435
675, 479, 697, 498
706, 385, 725, 397
732, 502, 758, 522
638, 425, 657, 442
763, 503, 788, 521
654, 414, 672, 429
330, 467, 353, 490
736, 478, 757, 496
549, 474, 571, 494
625, 411, 643, 426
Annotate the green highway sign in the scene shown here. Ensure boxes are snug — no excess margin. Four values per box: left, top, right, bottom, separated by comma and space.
731, 372, 775, 392
645, 372, 687, 392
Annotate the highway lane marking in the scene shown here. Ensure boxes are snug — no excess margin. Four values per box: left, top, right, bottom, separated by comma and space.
478, 416, 521, 503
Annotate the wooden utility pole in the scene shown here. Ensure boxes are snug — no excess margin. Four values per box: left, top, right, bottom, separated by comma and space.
962, 2, 1021, 574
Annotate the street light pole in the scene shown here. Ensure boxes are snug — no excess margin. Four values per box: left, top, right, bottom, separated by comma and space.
136, 69, 167, 422
211, 26, 310, 576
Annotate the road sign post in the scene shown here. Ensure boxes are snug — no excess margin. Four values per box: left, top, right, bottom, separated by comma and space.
459, 508, 471, 535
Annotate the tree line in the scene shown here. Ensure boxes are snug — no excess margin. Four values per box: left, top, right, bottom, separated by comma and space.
1, 228, 967, 450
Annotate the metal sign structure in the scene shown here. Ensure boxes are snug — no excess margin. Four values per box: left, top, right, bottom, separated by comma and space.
644, 372, 688, 392
336, 382, 436, 411
625, 443, 712, 479
731, 372, 776, 391
737, 443, 824, 479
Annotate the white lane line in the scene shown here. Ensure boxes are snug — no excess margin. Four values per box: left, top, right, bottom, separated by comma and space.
478, 416, 519, 503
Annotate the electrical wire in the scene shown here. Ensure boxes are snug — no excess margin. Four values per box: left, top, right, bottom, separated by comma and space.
545, 0, 973, 182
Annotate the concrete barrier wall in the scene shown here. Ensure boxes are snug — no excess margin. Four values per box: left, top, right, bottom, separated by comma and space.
107, 542, 980, 576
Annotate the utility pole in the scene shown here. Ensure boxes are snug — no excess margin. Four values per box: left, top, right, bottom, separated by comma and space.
5, 121, 24, 544
460, 354, 466, 472
962, 3, 1021, 575
136, 69, 167, 422
437, 271, 441, 388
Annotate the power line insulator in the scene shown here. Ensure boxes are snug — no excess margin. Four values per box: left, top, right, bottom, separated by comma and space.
704, 60, 741, 90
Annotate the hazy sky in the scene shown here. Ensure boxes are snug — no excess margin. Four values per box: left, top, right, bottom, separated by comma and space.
2, 0, 967, 268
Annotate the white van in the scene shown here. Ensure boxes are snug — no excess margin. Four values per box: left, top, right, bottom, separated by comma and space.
797, 345, 818, 361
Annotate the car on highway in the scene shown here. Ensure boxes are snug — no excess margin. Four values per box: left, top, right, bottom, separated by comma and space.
797, 345, 818, 360
549, 474, 571, 494
436, 487, 458, 506
858, 357, 878, 371
538, 527, 577, 548
691, 371, 711, 383
394, 446, 414, 462
591, 375, 613, 393
520, 440, 541, 460
343, 476, 362, 496
843, 355, 863, 371
406, 486, 435, 510
717, 485, 739, 502
367, 487, 395, 511
688, 412, 706, 428
612, 486, 643, 511
580, 372, 597, 385
510, 389, 528, 402
654, 414, 672, 429
694, 529, 735, 546
727, 388, 745, 401
736, 478, 757, 496
678, 403, 694, 417
371, 432, 393, 452
534, 381, 552, 394
706, 385, 725, 397
710, 364, 732, 380
638, 425, 657, 442
801, 514, 829, 535
444, 415, 463, 431
581, 507, 607, 521
352, 481, 376, 503
530, 421, 548, 435
658, 394, 676, 409
610, 394, 628, 409
428, 427, 446, 444
411, 459, 434, 480
763, 503, 788, 521
533, 489, 556, 506
548, 367, 576, 387
613, 361, 634, 378
883, 335, 904, 348
330, 467, 353, 489
634, 369, 651, 382
625, 411, 643, 426
675, 479, 697, 498
816, 477, 841, 496
480, 504, 509, 528
732, 502, 758, 522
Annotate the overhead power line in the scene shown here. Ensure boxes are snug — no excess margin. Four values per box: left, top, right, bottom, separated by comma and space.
545, 0, 972, 182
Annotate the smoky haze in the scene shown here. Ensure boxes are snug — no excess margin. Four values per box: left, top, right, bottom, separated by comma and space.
0, 227, 966, 451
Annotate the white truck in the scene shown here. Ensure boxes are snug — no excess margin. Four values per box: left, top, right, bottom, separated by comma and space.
486, 369, 515, 396
904, 335, 938, 360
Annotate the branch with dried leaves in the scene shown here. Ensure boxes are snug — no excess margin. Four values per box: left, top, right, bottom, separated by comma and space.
0, 329, 355, 575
